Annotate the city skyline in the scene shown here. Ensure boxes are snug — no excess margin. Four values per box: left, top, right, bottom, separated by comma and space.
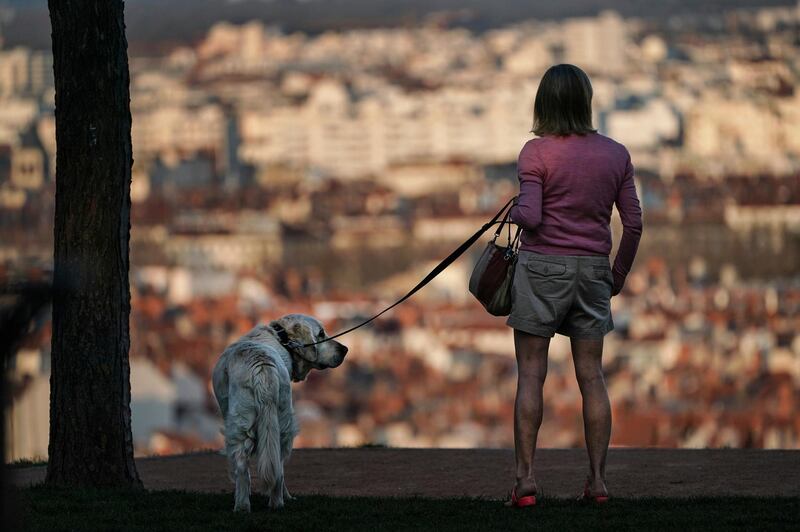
2, 3, 800, 459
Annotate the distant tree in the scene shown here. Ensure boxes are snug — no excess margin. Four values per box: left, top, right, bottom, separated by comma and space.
45, 0, 141, 487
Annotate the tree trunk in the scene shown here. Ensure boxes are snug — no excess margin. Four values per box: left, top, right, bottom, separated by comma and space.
46, 0, 141, 488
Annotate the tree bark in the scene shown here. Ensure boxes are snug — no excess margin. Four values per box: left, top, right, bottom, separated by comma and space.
46, 0, 141, 488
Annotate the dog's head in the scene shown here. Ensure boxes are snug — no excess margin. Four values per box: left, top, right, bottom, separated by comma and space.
269, 314, 348, 382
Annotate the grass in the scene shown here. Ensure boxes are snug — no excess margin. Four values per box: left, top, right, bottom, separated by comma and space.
10, 487, 800, 531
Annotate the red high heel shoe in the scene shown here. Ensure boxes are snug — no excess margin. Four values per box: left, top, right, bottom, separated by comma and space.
509, 487, 537, 508
581, 478, 609, 504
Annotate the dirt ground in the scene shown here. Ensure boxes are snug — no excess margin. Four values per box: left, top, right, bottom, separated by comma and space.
11, 448, 800, 499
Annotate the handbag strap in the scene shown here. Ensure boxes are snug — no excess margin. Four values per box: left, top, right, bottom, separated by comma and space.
511, 224, 522, 250
492, 198, 516, 245
301, 196, 518, 347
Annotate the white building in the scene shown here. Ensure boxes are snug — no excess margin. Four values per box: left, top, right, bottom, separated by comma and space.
0, 97, 38, 133
238, 80, 535, 179
0, 48, 53, 97
562, 11, 628, 76
132, 104, 225, 162
130, 357, 177, 449
5, 347, 50, 461
605, 98, 680, 149
684, 96, 784, 160
503, 38, 552, 76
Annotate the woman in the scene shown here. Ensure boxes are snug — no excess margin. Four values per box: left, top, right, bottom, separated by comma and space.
505, 64, 643, 507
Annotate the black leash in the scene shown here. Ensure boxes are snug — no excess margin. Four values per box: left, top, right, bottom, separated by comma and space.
301, 197, 518, 347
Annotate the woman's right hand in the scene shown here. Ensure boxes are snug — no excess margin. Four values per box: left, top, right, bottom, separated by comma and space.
611, 273, 625, 297
611, 271, 625, 296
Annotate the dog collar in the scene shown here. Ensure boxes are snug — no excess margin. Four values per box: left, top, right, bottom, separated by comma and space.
269, 323, 308, 382
270, 323, 304, 352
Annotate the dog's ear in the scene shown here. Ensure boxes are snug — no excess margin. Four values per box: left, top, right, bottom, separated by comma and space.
288, 322, 318, 382
289, 322, 312, 342
287, 321, 320, 364
268, 319, 282, 331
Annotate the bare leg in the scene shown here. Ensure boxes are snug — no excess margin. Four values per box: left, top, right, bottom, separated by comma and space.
571, 336, 611, 497
507, 329, 550, 503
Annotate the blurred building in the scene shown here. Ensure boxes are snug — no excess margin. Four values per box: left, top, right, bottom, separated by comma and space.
0, 47, 53, 97
563, 11, 628, 76
4, 5, 800, 457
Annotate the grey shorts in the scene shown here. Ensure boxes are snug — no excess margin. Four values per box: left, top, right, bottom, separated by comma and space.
506, 251, 614, 338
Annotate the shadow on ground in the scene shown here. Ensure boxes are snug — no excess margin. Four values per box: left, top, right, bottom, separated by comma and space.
11, 448, 800, 498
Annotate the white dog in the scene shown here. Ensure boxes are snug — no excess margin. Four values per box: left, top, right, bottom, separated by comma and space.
211, 314, 348, 512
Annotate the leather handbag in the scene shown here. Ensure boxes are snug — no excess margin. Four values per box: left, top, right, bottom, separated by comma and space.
469, 200, 521, 316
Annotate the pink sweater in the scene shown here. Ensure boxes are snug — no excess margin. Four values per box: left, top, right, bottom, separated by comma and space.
509, 133, 643, 294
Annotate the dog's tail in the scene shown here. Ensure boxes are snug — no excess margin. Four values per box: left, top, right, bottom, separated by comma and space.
211, 355, 230, 421
252, 362, 282, 489
211, 353, 231, 457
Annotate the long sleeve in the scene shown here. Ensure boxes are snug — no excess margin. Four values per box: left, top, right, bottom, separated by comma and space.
510, 143, 544, 231
611, 154, 643, 295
